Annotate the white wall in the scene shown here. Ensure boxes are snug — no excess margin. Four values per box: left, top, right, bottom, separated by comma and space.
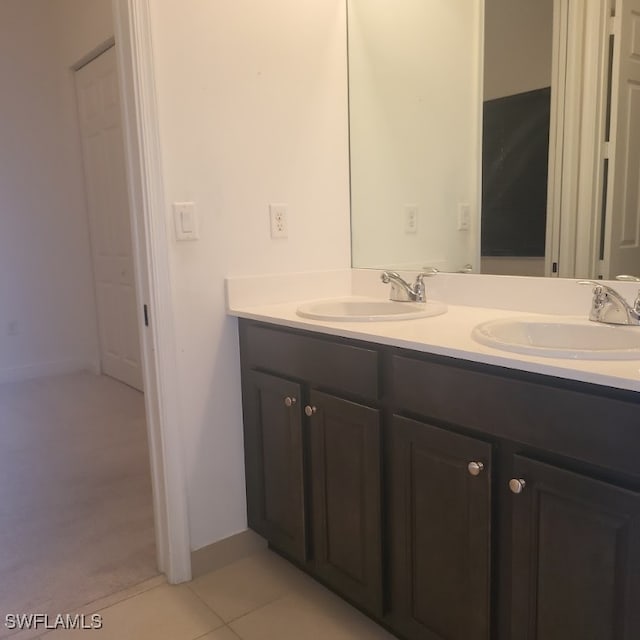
481, 256, 545, 277
349, 0, 482, 273
148, 0, 351, 550
0, 0, 112, 382
484, 0, 554, 101
52, 0, 115, 65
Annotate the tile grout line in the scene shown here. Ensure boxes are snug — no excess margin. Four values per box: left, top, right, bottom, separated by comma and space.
184, 579, 299, 627
224, 591, 295, 627
191, 624, 242, 640
31, 575, 167, 638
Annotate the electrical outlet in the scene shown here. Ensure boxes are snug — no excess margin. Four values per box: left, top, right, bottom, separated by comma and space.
269, 204, 288, 238
404, 205, 419, 234
457, 203, 471, 231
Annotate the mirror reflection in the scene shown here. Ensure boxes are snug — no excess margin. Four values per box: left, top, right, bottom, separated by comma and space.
349, 0, 481, 274
481, 0, 552, 277
348, 0, 640, 279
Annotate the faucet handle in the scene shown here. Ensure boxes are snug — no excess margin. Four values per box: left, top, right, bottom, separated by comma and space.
577, 281, 608, 316
413, 269, 438, 303
577, 280, 605, 295
381, 270, 402, 284
415, 267, 439, 283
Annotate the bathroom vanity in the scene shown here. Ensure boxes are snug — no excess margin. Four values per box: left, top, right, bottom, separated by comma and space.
229, 272, 640, 640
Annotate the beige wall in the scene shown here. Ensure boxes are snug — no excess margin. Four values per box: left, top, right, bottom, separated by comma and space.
484, 0, 554, 101
349, 0, 481, 273
148, 0, 351, 550
0, 0, 113, 382
2, 0, 351, 560
481, 256, 546, 277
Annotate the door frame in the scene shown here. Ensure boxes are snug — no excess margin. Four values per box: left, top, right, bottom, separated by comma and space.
111, 0, 191, 583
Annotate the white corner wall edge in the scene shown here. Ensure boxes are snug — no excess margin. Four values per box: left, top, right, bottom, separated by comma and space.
112, 0, 191, 583
0, 358, 100, 385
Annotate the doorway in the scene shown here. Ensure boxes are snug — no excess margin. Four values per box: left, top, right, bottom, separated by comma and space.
0, 0, 185, 621
0, 23, 156, 628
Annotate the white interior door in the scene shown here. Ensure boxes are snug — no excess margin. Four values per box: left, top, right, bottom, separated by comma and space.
75, 46, 143, 391
602, 0, 640, 278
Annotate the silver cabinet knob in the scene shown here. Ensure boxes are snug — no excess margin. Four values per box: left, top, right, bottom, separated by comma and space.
284, 396, 297, 408
304, 405, 317, 417
468, 461, 484, 476
509, 478, 526, 494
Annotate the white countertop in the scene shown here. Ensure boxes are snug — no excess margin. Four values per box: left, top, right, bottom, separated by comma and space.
226, 270, 640, 394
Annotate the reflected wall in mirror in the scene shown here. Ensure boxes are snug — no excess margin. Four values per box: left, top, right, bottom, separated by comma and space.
349, 0, 482, 273
348, 0, 640, 279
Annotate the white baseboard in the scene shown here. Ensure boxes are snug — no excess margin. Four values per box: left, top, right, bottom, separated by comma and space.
0, 359, 97, 385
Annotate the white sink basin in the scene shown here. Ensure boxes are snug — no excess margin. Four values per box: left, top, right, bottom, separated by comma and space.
472, 316, 640, 360
296, 297, 447, 322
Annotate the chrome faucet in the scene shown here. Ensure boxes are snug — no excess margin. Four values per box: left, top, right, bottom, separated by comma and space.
381, 269, 438, 303
578, 281, 640, 325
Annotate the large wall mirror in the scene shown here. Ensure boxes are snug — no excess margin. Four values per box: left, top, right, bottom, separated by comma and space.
348, 0, 640, 279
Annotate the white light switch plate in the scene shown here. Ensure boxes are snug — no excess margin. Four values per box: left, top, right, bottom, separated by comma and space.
173, 202, 199, 240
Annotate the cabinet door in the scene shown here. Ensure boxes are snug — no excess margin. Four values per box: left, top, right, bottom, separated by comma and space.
390, 415, 492, 640
308, 389, 383, 616
243, 370, 307, 562
510, 455, 640, 640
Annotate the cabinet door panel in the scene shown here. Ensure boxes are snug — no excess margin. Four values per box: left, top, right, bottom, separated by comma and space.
510, 455, 640, 640
243, 370, 306, 562
391, 416, 492, 640
309, 390, 383, 616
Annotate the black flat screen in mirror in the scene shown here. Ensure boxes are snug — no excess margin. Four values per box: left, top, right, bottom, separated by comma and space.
481, 86, 551, 257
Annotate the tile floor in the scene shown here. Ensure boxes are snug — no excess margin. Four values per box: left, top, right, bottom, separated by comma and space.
26, 549, 395, 640
0, 373, 156, 628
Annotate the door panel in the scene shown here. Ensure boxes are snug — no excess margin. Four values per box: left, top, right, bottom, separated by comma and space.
390, 415, 492, 640
309, 389, 383, 616
604, 0, 640, 278
75, 46, 142, 390
510, 455, 640, 640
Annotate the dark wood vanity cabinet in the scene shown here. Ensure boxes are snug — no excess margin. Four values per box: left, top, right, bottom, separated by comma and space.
389, 415, 492, 640
509, 456, 640, 640
242, 370, 307, 563
307, 389, 383, 615
392, 352, 640, 640
238, 319, 640, 640
239, 322, 384, 616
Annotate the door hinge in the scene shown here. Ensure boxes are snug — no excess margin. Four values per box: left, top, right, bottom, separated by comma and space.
143, 304, 149, 327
